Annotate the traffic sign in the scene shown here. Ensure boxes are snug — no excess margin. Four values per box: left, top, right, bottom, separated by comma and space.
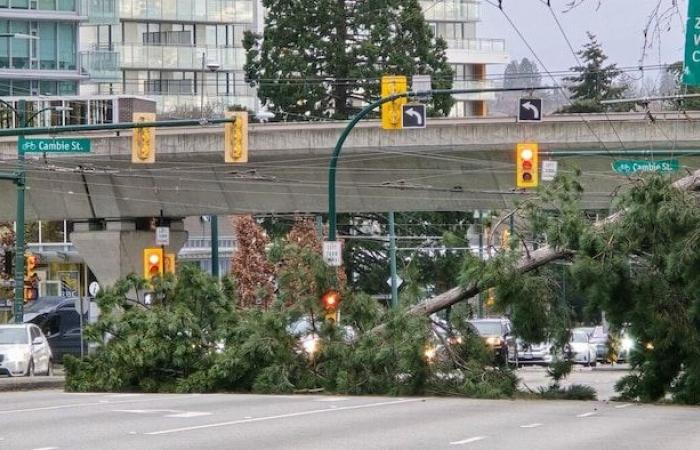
323, 241, 343, 267
612, 159, 680, 174
402, 104, 426, 129
518, 98, 542, 122
541, 160, 558, 181
155, 226, 170, 246
18, 137, 91, 154
684, 0, 700, 86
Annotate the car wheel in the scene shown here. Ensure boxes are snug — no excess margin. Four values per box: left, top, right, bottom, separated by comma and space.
46, 359, 54, 376
26, 359, 35, 377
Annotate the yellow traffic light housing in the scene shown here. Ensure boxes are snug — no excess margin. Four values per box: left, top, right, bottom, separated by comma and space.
516, 143, 539, 189
132, 112, 156, 164
24, 254, 39, 302
143, 247, 164, 281
381, 75, 408, 130
321, 290, 341, 323
225, 111, 248, 163
164, 253, 176, 275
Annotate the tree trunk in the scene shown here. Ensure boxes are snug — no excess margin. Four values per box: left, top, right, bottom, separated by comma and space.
404, 168, 700, 318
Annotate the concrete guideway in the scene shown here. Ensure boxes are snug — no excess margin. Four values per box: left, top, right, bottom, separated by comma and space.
0, 112, 699, 221
1, 389, 699, 449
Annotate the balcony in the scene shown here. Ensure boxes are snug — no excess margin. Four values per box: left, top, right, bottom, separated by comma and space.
0, 0, 89, 21
118, 44, 243, 71
80, 48, 120, 81
421, 0, 479, 22
444, 38, 508, 65
86, 0, 119, 24
119, 0, 254, 24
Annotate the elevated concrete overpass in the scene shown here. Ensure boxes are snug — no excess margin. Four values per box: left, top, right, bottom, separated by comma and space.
1, 111, 700, 221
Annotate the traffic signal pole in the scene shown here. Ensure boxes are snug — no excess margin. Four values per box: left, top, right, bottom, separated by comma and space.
327, 86, 552, 242
0, 115, 236, 322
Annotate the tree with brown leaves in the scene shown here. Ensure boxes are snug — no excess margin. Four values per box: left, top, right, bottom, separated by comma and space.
230, 215, 276, 309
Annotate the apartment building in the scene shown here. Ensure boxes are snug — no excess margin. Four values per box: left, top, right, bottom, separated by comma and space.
421, 0, 508, 116
80, 0, 259, 114
0, 0, 87, 97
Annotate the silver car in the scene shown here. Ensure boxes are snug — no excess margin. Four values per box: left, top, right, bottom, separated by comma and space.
567, 328, 598, 367
0, 324, 54, 377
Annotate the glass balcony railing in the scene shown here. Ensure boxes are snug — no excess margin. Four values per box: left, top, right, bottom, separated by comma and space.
119, 0, 254, 23
445, 38, 506, 53
118, 44, 244, 71
80, 48, 120, 80
86, 0, 119, 24
421, 0, 479, 22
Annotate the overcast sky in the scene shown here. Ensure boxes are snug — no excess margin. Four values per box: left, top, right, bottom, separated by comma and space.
480, 0, 687, 80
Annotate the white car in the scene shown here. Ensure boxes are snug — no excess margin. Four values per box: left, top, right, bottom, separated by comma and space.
0, 324, 54, 377
567, 328, 598, 367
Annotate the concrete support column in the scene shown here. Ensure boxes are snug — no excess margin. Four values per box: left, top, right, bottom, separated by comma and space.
70, 219, 188, 288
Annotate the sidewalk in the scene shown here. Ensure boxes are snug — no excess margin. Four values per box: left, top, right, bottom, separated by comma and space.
0, 366, 65, 392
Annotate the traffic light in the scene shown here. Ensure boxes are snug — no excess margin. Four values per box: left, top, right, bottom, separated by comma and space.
516, 143, 539, 189
132, 112, 156, 164
225, 111, 248, 163
164, 253, 176, 275
381, 75, 408, 130
321, 290, 341, 323
24, 254, 39, 302
26, 254, 38, 279
143, 247, 164, 281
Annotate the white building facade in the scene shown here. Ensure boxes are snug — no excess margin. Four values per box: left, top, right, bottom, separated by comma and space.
421, 0, 508, 117
79, 0, 260, 114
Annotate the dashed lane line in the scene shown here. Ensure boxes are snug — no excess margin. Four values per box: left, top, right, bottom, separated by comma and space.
520, 423, 543, 428
577, 412, 597, 418
449, 436, 487, 445
615, 403, 633, 409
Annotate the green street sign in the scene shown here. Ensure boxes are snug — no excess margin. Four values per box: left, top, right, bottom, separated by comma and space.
612, 159, 680, 175
18, 137, 91, 154
684, 0, 700, 86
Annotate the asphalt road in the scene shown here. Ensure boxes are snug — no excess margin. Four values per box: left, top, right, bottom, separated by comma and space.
1, 389, 699, 450
518, 364, 630, 400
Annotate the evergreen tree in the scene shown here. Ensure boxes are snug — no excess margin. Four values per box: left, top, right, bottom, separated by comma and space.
244, 0, 454, 120
558, 33, 628, 113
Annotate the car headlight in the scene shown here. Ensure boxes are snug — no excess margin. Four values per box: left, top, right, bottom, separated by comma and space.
301, 334, 319, 356
486, 337, 502, 346
424, 346, 437, 362
621, 337, 634, 351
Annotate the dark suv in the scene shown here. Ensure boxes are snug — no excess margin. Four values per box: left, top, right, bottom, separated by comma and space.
22, 297, 87, 362
468, 318, 516, 364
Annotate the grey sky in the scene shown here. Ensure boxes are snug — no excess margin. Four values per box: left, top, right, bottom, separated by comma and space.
480, 0, 687, 80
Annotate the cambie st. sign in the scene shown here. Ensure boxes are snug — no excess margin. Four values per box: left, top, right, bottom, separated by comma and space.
18, 137, 91, 154
612, 159, 680, 175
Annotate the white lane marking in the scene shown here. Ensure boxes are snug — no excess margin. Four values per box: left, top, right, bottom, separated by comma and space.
30, 447, 59, 450
449, 436, 487, 445
315, 397, 349, 402
106, 394, 143, 398
243, 416, 253, 419
0, 396, 192, 415
520, 423, 542, 428
615, 403, 632, 409
145, 398, 424, 435
165, 412, 212, 418
577, 412, 597, 418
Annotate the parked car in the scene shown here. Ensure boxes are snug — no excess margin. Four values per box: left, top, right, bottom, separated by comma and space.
588, 326, 609, 362
514, 339, 556, 366
567, 328, 598, 367
0, 324, 53, 377
468, 318, 516, 365
23, 297, 88, 362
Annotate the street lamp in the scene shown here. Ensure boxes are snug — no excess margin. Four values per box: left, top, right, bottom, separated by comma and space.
0, 99, 71, 323
199, 51, 222, 279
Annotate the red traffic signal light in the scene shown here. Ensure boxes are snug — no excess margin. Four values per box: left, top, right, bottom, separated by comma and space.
321, 290, 341, 311
516, 143, 539, 188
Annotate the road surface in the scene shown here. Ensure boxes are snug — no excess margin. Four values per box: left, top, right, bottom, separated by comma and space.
1, 390, 698, 449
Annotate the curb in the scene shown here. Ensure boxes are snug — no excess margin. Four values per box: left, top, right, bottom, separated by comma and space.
0, 376, 65, 392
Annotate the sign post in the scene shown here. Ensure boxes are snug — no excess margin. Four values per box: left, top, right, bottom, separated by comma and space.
684, 0, 700, 86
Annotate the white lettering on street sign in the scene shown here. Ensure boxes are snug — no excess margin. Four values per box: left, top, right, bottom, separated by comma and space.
541, 160, 558, 181
156, 227, 170, 246
323, 241, 343, 267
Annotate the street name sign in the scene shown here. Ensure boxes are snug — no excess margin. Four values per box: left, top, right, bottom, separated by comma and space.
18, 137, 91, 154
323, 241, 343, 267
612, 159, 680, 175
518, 98, 542, 122
402, 104, 426, 129
684, 0, 700, 86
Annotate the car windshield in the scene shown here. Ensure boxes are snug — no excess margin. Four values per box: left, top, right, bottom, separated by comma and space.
470, 321, 502, 336
571, 331, 588, 343
0, 327, 28, 345
23, 298, 66, 314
